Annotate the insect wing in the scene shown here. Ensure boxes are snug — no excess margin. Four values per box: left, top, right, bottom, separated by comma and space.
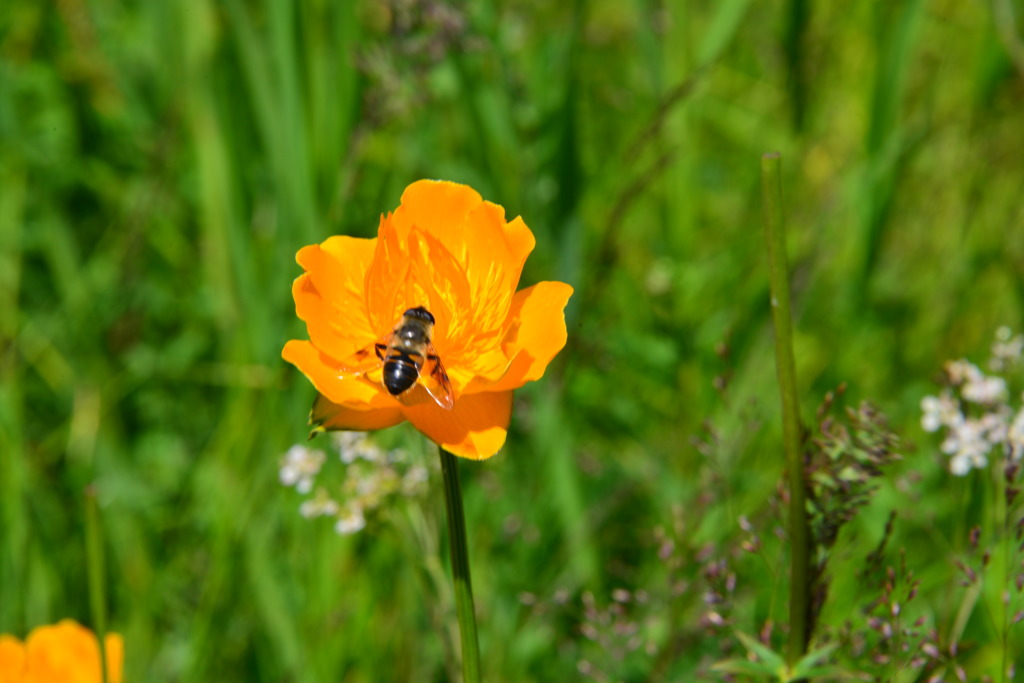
336, 333, 391, 379
420, 343, 455, 410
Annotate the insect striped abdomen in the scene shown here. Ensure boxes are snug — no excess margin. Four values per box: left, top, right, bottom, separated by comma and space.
383, 348, 424, 396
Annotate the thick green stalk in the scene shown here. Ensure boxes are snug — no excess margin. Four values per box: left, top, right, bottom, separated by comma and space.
85, 486, 109, 683
439, 447, 481, 683
760, 152, 811, 664
994, 458, 1010, 683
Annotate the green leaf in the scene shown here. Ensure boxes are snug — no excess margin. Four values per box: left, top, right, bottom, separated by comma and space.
735, 631, 787, 670
793, 665, 861, 680
790, 642, 858, 681
711, 659, 777, 678
790, 641, 839, 674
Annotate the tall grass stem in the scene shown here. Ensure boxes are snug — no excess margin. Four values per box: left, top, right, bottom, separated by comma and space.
439, 447, 481, 683
760, 152, 812, 664
85, 486, 109, 683
995, 458, 1010, 683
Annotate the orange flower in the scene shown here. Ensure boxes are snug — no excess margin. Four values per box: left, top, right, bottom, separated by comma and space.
283, 180, 573, 460
0, 620, 123, 683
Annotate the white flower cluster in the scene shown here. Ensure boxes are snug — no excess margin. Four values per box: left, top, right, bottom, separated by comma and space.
990, 325, 1024, 372
921, 328, 1024, 476
279, 445, 326, 494
278, 432, 430, 535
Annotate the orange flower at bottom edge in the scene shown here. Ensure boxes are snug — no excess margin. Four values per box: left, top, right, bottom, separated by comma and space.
0, 620, 123, 683
0, 636, 26, 683
283, 179, 573, 460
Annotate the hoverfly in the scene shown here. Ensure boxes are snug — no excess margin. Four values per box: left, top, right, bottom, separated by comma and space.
337, 306, 455, 410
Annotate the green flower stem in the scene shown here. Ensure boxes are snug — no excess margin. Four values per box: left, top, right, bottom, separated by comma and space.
760, 152, 812, 664
439, 447, 481, 683
85, 485, 109, 683
994, 458, 1010, 683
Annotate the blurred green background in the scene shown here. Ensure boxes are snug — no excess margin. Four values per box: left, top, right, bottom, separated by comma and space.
3, 0, 1024, 680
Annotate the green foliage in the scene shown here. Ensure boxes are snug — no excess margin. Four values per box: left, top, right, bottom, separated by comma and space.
805, 391, 902, 623
3, 0, 1024, 680
713, 632, 849, 681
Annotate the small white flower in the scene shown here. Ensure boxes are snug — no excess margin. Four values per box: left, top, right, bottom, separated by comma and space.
359, 443, 388, 464
950, 448, 989, 476
921, 392, 962, 432
979, 410, 1009, 444
924, 328, 1024, 474
945, 360, 977, 386
962, 372, 1007, 405
334, 432, 366, 464
949, 454, 973, 476
283, 435, 421, 533
279, 445, 326, 494
942, 419, 993, 475
1007, 404, 1024, 461
991, 326, 1024, 371
335, 505, 367, 535
299, 489, 340, 518
335, 432, 388, 464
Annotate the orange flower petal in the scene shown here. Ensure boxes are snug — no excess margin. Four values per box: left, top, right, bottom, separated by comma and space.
488, 281, 574, 392
463, 202, 535, 300
403, 390, 514, 460
501, 214, 536, 276
297, 236, 375, 308
310, 393, 406, 432
292, 274, 363, 363
453, 348, 512, 390
364, 217, 413, 334
23, 620, 123, 683
394, 181, 533, 343
104, 634, 124, 683
294, 237, 378, 360
0, 636, 25, 683
396, 181, 535, 271
282, 340, 394, 409
405, 229, 471, 356
394, 180, 484, 242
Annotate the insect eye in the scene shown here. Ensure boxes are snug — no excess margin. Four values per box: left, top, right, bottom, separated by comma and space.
405, 306, 435, 324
